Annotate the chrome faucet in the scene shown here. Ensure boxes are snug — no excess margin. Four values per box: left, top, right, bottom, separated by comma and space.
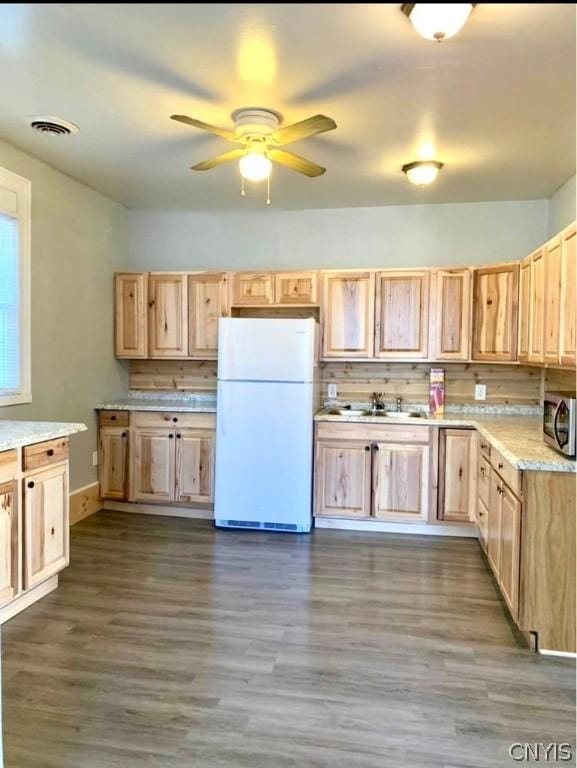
396, 397, 403, 412
371, 392, 385, 411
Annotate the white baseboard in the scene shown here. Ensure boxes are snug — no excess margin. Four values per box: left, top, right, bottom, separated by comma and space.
314, 517, 477, 537
103, 501, 213, 520
538, 649, 577, 659
0, 576, 58, 624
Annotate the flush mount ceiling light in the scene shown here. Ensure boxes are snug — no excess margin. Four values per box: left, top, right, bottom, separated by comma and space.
401, 3, 476, 42
27, 115, 80, 136
402, 160, 444, 186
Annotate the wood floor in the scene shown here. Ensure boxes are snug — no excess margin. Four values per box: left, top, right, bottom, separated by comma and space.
2, 512, 575, 767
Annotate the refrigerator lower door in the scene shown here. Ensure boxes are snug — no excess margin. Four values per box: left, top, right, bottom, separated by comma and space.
214, 380, 314, 533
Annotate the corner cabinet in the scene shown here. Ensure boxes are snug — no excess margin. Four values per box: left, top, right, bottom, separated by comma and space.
375, 270, 429, 360
472, 263, 519, 362
321, 271, 375, 359
115, 273, 148, 358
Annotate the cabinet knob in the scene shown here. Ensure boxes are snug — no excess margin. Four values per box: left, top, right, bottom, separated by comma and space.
497, 486, 503, 495
498, 462, 504, 470
47, 449, 54, 457
364, 446, 370, 452
373, 444, 379, 452
169, 434, 174, 439
111, 415, 117, 421
172, 417, 178, 423
27, 481, 35, 489
122, 432, 127, 438
176, 433, 181, 439
480, 467, 485, 475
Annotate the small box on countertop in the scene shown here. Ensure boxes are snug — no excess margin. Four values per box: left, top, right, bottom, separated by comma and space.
429, 367, 445, 415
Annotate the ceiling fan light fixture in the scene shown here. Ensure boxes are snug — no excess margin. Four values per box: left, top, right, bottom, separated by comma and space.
401, 3, 475, 42
402, 160, 444, 186
239, 143, 272, 182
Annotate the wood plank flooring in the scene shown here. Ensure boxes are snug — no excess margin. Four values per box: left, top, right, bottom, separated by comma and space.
2, 512, 575, 767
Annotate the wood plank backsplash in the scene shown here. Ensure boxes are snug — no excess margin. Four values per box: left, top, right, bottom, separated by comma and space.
130, 359, 542, 406
320, 362, 541, 406
544, 368, 576, 394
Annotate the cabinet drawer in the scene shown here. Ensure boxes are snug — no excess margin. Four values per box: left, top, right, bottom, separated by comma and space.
99, 410, 130, 427
0, 449, 18, 482
477, 455, 491, 508
132, 411, 216, 430
491, 447, 522, 497
23, 438, 69, 473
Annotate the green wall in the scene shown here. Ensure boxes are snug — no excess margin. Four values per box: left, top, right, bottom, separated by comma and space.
548, 174, 576, 236
0, 138, 128, 491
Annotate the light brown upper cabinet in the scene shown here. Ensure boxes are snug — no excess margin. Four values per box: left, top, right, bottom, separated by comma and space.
560, 223, 576, 368
322, 271, 375, 359
517, 255, 531, 363
231, 272, 274, 306
430, 269, 471, 361
528, 248, 545, 363
438, 429, 475, 523
188, 273, 228, 359
148, 274, 189, 358
375, 271, 429, 359
274, 271, 318, 305
0, 480, 19, 607
472, 263, 519, 362
543, 235, 562, 365
372, 442, 429, 522
115, 273, 148, 358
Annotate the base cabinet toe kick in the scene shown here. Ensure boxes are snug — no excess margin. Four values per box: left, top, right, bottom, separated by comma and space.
314, 420, 576, 655
0, 438, 71, 624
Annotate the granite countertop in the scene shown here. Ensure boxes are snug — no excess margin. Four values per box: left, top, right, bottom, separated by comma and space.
96, 395, 217, 413
0, 421, 87, 452
314, 408, 576, 473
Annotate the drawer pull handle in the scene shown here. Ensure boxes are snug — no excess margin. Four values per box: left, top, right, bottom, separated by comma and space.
51, 527, 55, 536
498, 462, 504, 470
27, 481, 35, 489
47, 449, 54, 457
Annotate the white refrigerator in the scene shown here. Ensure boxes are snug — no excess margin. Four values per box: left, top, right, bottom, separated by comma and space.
214, 318, 318, 533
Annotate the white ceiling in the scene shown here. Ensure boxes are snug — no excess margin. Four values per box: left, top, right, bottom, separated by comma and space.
0, 3, 574, 210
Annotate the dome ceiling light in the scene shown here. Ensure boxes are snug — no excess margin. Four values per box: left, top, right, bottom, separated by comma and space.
402, 160, 444, 186
401, 3, 476, 42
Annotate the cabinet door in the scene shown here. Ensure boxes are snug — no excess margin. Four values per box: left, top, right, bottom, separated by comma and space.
131, 429, 175, 503
544, 237, 562, 365
175, 430, 215, 504
274, 271, 318, 304
188, 273, 228, 359
375, 271, 429, 359
115, 273, 148, 358
487, 470, 502, 575
231, 272, 274, 306
24, 463, 69, 590
528, 248, 545, 363
431, 269, 471, 361
472, 264, 519, 361
438, 429, 475, 523
477, 454, 491, 510
560, 223, 576, 368
99, 427, 129, 501
517, 255, 531, 363
148, 274, 188, 358
322, 272, 375, 359
0, 480, 19, 606
315, 441, 372, 518
372, 443, 429, 522
499, 484, 521, 619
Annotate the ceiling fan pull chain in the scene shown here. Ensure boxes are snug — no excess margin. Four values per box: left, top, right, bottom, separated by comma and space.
266, 175, 271, 206
240, 175, 245, 197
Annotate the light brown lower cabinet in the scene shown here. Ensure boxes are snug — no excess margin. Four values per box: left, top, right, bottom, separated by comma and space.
0, 480, 19, 607
99, 427, 129, 500
23, 462, 70, 590
314, 423, 431, 522
438, 429, 476, 522
131, 428, 177, 503
175, 430, 215, 504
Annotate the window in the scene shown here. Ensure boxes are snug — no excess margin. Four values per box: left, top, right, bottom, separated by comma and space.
0, 167, 30, 406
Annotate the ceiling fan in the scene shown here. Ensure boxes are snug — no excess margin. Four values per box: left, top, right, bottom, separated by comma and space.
170, 108, 337, 183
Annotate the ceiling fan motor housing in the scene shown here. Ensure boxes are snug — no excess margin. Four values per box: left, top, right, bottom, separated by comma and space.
231, 108, 282, 139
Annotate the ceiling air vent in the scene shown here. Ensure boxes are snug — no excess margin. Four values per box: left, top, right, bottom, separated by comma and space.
28, 116, 80, 136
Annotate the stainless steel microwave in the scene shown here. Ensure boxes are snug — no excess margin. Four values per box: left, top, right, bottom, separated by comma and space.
543, 391, 576, 457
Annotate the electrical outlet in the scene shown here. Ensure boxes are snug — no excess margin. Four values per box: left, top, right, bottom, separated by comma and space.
92, 451, 99, 467
475, 384, 487, 401
327, 383, 338, 399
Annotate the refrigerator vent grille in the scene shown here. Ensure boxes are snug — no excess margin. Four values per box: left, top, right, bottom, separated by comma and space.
219, 520, 298, 532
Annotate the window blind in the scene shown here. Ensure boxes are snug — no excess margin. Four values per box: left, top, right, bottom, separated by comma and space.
0, 213, 20, 394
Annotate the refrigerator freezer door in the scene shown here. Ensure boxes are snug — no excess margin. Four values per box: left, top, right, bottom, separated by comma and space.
218, 318, 316, 383
214, 380, 314, 532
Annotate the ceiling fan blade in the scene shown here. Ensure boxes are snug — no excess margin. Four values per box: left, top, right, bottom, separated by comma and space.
269, 114, 336, 146
171, 114, 240, 142
268, 149, 326, 177
191, 148, 245, 171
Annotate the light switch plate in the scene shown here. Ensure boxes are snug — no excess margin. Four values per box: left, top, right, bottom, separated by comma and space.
475, 384, 487, 401
327, 383, 338, 399
92, 451, 99, 467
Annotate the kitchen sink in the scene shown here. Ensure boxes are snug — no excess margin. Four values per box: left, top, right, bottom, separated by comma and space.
326, 408, 368, 416
326, 408, 423, 419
